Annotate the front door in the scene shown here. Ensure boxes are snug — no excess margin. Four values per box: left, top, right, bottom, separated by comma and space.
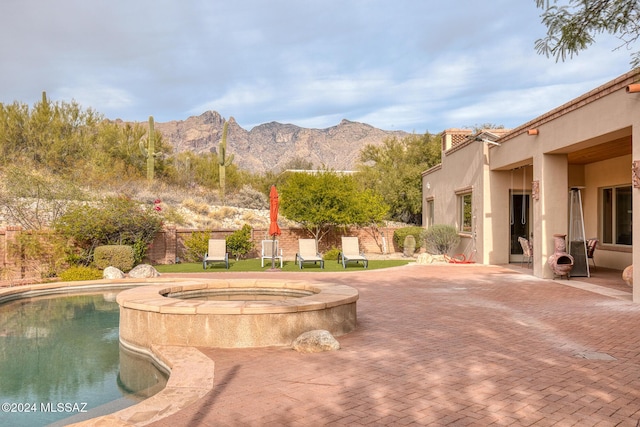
510, 192, 531, 263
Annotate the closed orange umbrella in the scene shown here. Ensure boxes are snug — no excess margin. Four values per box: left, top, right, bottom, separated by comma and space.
268, 185, 281, 269
269, 185, 281, 237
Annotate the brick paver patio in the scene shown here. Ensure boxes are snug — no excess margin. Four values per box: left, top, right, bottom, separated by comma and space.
150, 264, 640, 426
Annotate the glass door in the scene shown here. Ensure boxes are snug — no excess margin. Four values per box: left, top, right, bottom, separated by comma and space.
510, 192, 531, 263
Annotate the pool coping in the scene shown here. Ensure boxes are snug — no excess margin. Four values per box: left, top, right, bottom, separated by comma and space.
117, 278, 359, 314
69, 343, 215, 426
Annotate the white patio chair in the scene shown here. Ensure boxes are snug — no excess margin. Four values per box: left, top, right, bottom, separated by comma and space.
203, 239, 229, 269
261, 239, 283, 268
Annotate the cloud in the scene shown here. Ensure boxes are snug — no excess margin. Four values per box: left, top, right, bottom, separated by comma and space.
0, 0, 634, 133
55, 84, 135, 115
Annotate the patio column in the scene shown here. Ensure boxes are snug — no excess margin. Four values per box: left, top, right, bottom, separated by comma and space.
633, 125, 640, 303
535, 153, 569, 279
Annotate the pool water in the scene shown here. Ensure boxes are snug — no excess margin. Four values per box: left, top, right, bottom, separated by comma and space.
0, 291, 168, 427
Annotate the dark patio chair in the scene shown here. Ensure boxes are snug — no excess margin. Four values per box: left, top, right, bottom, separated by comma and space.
587, 238, 598, 271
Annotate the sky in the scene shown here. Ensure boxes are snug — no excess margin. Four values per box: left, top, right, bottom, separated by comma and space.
0, 0, 634, 133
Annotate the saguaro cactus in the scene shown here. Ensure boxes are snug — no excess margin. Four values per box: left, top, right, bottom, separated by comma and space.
217, 120, 234, 201
139, 116, 161, 181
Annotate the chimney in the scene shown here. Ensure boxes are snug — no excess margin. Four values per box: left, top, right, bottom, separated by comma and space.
440, 129, 472, 151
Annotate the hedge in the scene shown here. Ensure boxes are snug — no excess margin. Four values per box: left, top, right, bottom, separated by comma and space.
94, 245, 135, 272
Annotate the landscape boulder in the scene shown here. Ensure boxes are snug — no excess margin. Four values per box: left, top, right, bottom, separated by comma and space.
292, 330, 340, 353
103, 266, 126, 279
128, 264, 161, 278
416, 253, 447, 265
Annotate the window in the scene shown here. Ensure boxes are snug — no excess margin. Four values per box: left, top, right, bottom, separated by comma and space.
425, 198, 434, 228
601, 185, 632, 245
458, 193, 472, 233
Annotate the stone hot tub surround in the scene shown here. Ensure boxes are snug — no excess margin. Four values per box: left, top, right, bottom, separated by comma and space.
117, 279, 359, 349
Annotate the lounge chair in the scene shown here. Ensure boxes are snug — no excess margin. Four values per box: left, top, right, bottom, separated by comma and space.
203, 239, 229, 269
261, 239, 283, 268
338, 236, 368, 268
295, 239, 324, 269
518, 237, 533, 269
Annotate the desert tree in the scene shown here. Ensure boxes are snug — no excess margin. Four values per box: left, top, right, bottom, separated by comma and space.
0, 166, 86, 230
94, 121, 148, 180
349, 187, 390, 253
535, 0, 640, 68
356, 132, 441, 225
0, 92, 102, 174
279, 169, 388, 247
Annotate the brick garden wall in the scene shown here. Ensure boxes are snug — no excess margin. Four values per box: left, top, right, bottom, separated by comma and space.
146, 226, 402, 264
0, 227, 51, 283
0, 225, 403, 281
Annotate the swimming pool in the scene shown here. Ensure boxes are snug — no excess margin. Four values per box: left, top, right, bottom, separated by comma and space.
0, 290, 168, 427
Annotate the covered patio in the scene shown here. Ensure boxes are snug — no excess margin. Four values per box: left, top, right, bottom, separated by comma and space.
423, 70, 640, 301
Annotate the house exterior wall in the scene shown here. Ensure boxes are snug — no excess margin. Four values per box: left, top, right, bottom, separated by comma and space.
423, 136, 488, 262
422, 70, 640, 299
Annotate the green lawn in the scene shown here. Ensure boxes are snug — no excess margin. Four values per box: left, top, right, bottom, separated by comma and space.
155, 258, 410, 273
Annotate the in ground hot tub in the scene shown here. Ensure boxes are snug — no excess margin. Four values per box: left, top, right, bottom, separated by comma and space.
117, 279, 358, 349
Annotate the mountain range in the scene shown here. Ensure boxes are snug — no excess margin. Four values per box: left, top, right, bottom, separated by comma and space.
151, 111, 410, 173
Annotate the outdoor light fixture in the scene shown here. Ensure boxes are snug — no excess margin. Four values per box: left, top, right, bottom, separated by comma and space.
532, 180, 540, 200
527, 129, 539, 135
633, 160, 640, 188
626, 84, 640, 93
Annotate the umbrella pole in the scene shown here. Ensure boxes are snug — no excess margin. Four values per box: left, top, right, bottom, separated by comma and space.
271, 236, 276, 269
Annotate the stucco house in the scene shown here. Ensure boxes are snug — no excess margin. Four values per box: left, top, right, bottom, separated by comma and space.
422, 70, 640, 301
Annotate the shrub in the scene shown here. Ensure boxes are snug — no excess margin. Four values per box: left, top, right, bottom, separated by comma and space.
226, 224, 253, 260
54, 195, 163, 266
94, 245, 135, 272
59, 266, 103, 281
182, 230, 211, 263
241, 211, 258, 223
423, 224, 460, 255
393, 226, 425, 250
209, 206, 235, 221
230, 185, 268, 209
323, 246, 341, 261
161, 205, 187, 226
182, 198, 210, 215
